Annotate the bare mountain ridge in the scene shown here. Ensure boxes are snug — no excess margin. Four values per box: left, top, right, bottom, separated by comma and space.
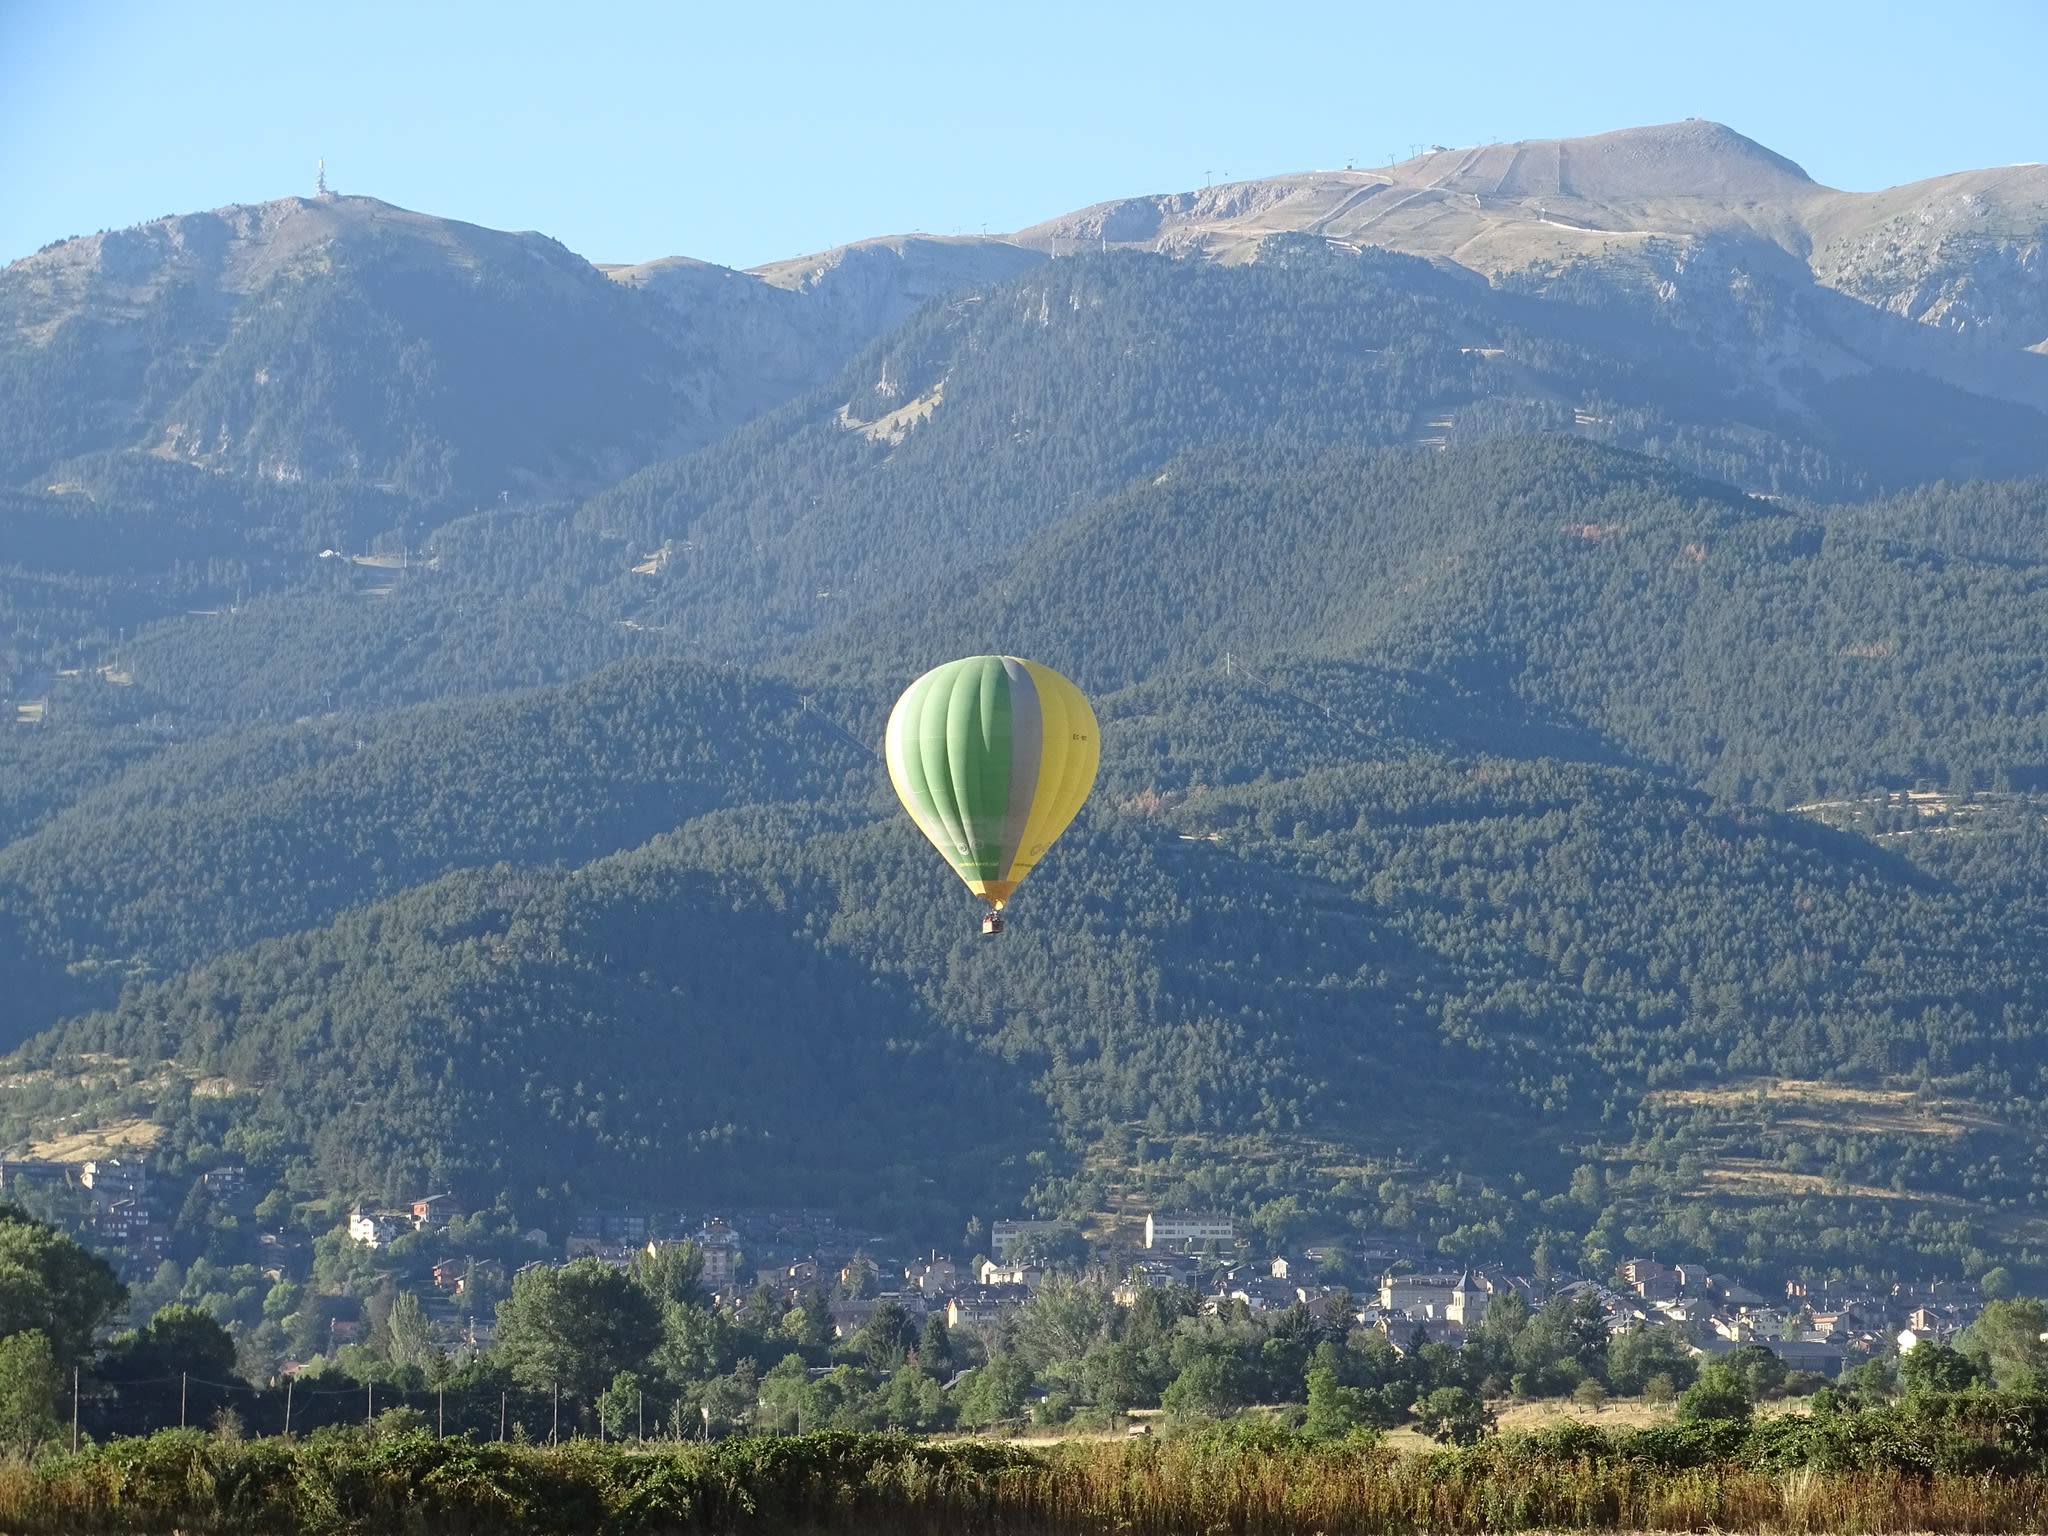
1002, 123, 2048, 353
4, 122, 2043, 495
11, 121, 2041, 358
1, 195, 598, 343
0, 195, 1056, 494
601, 235, 1045, 406
0, 195, 960, 494
683, 125, 2047, 436
1015, 120, 1816, 254
731, 123, 2046, 422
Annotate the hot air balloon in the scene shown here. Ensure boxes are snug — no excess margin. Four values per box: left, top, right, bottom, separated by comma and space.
885, 656, 1099, 935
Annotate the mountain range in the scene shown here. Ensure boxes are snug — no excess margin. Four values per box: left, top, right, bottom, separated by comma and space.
5, 122, 2048, 1286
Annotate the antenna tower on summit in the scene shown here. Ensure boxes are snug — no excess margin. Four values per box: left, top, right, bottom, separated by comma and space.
315, 158, 331, 198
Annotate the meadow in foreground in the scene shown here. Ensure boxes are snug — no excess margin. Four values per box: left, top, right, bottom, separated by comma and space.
8, 1391, 2048, 1534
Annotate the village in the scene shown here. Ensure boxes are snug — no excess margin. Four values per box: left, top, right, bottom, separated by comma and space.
333, 1193, 1980, 1383
0, 1150, 1989, 1383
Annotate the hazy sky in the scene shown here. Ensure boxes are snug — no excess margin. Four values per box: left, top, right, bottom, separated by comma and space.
4, 0, 2042, 269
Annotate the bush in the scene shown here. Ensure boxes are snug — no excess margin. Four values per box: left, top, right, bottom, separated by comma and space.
1415, 1387, 1493, 1446
1675, 1361, 1751, 1424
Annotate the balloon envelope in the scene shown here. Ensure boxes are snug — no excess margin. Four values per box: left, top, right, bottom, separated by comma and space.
885, 656, 1099, 909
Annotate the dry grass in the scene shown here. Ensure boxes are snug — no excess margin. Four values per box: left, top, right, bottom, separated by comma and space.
0, 1056, 248, 1162
1495, 1397, 1677, 1433
1488, 1396, 1816, 1440
1645, 1078, 1998, 1141
7, 1430, 2048, 1534
837, 381, 945, 444
1697, 1158, 1946, 1204
28, 1115, 163, 1161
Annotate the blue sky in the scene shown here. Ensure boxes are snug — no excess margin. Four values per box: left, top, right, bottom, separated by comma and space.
3, 0, 2042, 270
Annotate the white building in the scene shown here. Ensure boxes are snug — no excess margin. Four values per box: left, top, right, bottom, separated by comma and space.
347, 1207, 407, 1248
990, 1219, 1057, 1260
906, 1257, 960, 1295
81, 1158, 147, 1203
1144, 1211, 1236, 1250
979, 1259, 1048, 1288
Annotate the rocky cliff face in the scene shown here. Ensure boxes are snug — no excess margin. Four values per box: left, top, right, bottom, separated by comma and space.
741, 235, 1046, 354
600, 236, 1044, 428
1812, 185, 2048, 352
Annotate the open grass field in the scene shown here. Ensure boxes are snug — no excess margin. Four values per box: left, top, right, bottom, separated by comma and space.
1644, 1078, 2000, 1141
27, 1114, 162, 1162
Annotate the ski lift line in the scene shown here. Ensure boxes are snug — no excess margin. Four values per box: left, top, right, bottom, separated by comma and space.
797, 696, 882, 761
1219, 649, 1338, 721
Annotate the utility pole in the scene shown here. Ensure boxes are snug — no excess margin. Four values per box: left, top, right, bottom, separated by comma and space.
180, 1373, 187, 1429
437, 1387, 444, 1440
637, 1391, 644, 1444
499, 1391, 507, 1442
367, 1382, 374, 1425
552, 1382, 559, 1445
284, 1377, 293, 1438
71, 1368, 78, 1454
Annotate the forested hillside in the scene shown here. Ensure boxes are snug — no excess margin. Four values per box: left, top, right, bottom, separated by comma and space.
11, 853, 1040, 1231
574, 242, 2048, 658
0, 661, 871, 1036
6, 167, 2048, 1296
18, 684, 2048, 1278
838, 438, 2048, 803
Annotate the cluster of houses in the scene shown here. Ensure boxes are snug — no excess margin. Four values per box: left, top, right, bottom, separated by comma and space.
1596, 1259, 1984, 1374
0, 1155, 1996, 1389
0, 1155, 207, 1273
334, 1196, 1996, 1380
1336, 1258, 1988, 1377
347, 1192, 463, 1247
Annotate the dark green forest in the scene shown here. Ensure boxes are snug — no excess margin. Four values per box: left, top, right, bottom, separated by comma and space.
5, 212, 2048, 1305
